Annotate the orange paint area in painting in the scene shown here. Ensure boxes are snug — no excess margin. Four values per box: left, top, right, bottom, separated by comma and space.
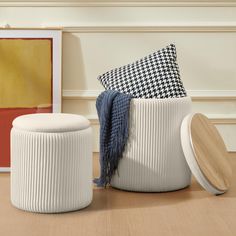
0, 38, 52, 108
0, 107, 52, 167
0, 38, 53, 168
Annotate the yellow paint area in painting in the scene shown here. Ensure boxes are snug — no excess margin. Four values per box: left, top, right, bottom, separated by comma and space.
0, 39, 52, 108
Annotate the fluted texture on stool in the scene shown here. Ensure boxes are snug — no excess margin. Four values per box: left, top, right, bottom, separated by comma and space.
111, 97, 192, 192
11, 127, 92, 213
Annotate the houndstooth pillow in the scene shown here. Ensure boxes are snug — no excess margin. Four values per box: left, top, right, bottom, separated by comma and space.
98, 44, 187, 98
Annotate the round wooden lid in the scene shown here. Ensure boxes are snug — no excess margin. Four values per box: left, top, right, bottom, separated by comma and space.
181, 113, 232, 195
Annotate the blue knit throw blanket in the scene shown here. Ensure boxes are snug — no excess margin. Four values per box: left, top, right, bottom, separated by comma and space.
94, 90, 132, 187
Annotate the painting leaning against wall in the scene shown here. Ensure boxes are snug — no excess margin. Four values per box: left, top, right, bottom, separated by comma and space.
0, 30, 62, 172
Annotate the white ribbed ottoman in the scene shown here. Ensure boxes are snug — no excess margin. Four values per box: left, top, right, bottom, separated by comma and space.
10, 113, 93, 213
111, 97, 192, 192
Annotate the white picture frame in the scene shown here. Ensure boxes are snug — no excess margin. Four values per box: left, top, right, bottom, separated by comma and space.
0, 29, 62, 172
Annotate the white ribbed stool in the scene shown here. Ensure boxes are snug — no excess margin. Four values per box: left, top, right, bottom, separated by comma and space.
111, 97, 192, 192
11, 113, 93, 213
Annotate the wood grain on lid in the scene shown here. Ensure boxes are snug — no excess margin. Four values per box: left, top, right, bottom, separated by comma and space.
190, 113, 232, 191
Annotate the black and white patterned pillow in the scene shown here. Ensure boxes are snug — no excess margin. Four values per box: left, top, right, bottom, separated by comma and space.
98, 44, 187, 98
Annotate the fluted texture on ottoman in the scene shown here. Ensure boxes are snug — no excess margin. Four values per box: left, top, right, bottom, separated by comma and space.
111, 97, 192, 192
11, 114, 93, 213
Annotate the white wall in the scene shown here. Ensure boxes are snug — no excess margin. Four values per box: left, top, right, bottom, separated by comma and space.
0, 0, 235, 152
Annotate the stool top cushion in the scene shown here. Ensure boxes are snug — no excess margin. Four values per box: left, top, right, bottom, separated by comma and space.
12, 113, 90, 133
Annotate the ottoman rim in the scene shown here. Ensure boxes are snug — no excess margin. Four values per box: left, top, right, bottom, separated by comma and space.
12, 113, 90, 133
131, 96, 191, 103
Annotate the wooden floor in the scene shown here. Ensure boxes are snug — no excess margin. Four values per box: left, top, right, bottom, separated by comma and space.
0, 153, 236, 236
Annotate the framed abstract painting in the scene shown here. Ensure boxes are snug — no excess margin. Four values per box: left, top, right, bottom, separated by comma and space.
0, 29, 62, 172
